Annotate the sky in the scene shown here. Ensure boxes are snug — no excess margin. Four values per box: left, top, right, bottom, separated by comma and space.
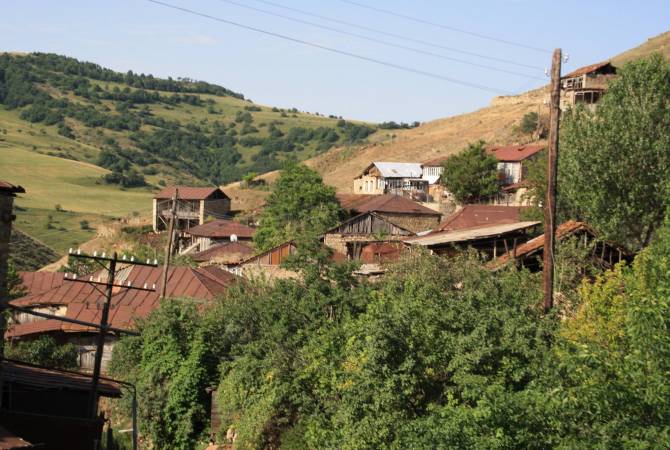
2, 0, 668, 123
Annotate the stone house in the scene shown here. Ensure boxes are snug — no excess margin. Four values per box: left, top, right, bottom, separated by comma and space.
338, 194, 441, 233
560, 61, 617, 110
181, 218, 255, 254
153, 186, 231, 232
322, 212, 415, 260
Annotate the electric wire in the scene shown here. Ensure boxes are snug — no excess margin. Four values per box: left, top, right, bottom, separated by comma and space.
147, 0, 512, 95
251, 0, 542, 70
216, 0, 543, 80
339, 0, 552, 54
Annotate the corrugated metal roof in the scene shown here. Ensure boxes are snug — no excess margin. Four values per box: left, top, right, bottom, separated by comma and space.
192, 241, 254, 263
489, 144, 545, 162
186, 219, 255, 239
154, 185, 228, 200
339, 194, 441, 216
406, 221, 540, 246
7, 266, 237, 338
18, 272, 65, 297
2, 359, 122, 398
368, 162, 423, 178
434, 205, 525, 233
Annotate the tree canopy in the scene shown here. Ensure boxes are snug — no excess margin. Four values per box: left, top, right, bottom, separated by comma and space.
253, 163, 342, 251
441, 141, 499, 203
560, 54, 670, 250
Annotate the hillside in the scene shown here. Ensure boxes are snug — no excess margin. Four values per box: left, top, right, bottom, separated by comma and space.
0, 52, 376, 252
611, 30, 670, 66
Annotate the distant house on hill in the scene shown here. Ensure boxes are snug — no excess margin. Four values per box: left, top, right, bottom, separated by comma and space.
353, 162, 426, 198
561, 61, 617, 109
153, 185, 231, 232
181, 218, 255, 254
6, 266, 237, 372
337, 193, 441, 233
488, 144, 545, 206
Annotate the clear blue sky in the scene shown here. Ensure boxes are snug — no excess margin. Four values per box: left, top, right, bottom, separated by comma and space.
2, 0, 668, 122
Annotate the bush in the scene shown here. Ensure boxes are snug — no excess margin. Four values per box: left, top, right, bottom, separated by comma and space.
5, 335, 79, 370
79, 220, 90, 230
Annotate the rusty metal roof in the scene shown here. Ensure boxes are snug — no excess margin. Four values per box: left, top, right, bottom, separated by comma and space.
7, 266, 237, 338
154, 185, 229, 200
338, 194, 441, 216
2, 359, 122, 398
434, 205, 526, 233
192, 241, 254, 263
0, 181, 25, 195
18, 272, 65, 297
407, 221, 540, 246
488, 144, 545, 162
186, 219, 255, 239
562, 61, 616, 79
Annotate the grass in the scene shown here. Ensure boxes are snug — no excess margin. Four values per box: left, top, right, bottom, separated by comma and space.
12, 206, 104, 255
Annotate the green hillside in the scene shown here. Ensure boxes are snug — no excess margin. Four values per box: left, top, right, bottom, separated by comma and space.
0, 52, 377, 256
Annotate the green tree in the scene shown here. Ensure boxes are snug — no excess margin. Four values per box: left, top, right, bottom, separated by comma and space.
441, 141, 499, 203
253, 163, 342, 251
520, 111, 538, 135
4, 335, 79, 370
560, 54, 670, 250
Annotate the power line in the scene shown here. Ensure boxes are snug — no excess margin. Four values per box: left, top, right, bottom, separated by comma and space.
147, 0, 512, 95
251, 0, 542, 70
216, 0, 543, 80
339, 0, 552, 54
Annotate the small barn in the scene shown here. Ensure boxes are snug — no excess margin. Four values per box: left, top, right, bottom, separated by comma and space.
338, 194, 441, 233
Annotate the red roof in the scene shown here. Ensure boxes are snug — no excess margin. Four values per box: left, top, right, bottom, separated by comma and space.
18, 272, 65, 297
186, 219, 255, 239
488, 144, 545, 162
192, 241, 254, 263
338, 194, 440, 216
0, 180, 25, 195
434, 205, 525, 233
7, 266, 237, 338
154, 185, 228, 200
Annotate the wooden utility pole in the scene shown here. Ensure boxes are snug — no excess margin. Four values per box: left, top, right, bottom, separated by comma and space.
161, 188, 178, 299
543, 48, 562, 313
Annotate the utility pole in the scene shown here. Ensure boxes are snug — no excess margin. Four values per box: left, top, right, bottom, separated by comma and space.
543, 48, 562, 313
63, 250, 158, 419
0, 182, 25, 409
161, 188, 178, 299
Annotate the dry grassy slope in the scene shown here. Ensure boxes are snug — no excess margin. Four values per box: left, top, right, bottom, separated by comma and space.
611, 30, 670, 66
223, 93, 543, 206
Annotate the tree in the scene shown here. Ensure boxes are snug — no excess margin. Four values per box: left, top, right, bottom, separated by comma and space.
520, 111, 538, 135
4, 335, 79, 370
560, 54, 670, 250
441, 141, 499, 203
253, 163, 342, 251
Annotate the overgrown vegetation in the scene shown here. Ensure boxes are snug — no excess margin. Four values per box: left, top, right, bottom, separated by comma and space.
441, 140, 499, 203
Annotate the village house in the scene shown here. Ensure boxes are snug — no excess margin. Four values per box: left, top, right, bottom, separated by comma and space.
560, 61, 617, 109
180, 218, 255, 254
421, 157, 448, 202
7, 266, 238, 372
488, 144, 545, 206
338, 193, 442, 233
153, 185, 231, 232
191, 241, 255, 268
353, 162, 426, 198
